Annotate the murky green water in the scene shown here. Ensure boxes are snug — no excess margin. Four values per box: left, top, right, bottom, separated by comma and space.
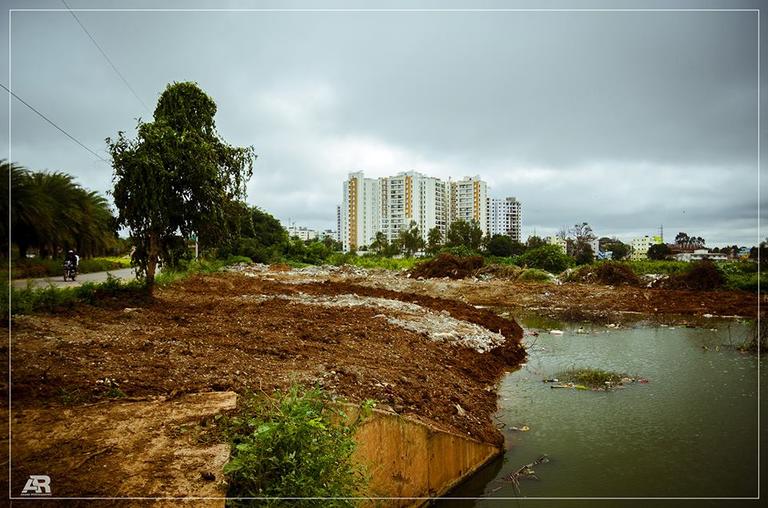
444, 313, 765, 507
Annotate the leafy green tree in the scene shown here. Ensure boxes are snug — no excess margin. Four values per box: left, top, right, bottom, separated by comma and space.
599, 237, 630, 260
574, 243, 595, 265
108, 82, 255, 291
426, 226, 443, 255
517, 244, 574, 274
398, 221, 424, 256
370, 231, 389, 255
446, 219, 483, 251
486, 234, 515, 257
647, 243, 672, 260
526, 235, 547, 250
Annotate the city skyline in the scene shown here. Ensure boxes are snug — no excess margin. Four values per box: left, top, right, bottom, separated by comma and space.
1, 1, 763, 247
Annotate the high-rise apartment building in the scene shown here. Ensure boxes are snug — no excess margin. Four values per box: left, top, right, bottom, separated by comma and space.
340, 171, 508, 252
341, 171, 381, 252
486, 197, 522, 242
449, 176, 488, 235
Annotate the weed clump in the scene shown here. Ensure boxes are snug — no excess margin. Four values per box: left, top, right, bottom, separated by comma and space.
517, 268, 554, 283
222, 386, 371, 505
410, 253, 484, 279
570, 262, 641, 286
666, 260, 725, 291
556, 368, 627, 389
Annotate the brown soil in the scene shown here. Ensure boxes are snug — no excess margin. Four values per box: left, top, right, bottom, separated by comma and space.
10, 273, 525, 449
336, 272, 760, 322
410, 253, 485, 279
4, 392, 236, 500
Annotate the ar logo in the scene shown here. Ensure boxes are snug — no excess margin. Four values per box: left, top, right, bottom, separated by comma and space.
21, 475, 51, 496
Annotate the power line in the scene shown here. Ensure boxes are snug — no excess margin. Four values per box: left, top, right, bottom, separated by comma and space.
0, 82, 108, 163
61, 0, 150, 112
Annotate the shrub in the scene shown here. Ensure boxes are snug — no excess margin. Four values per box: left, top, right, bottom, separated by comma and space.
666, 260, 724, 291
518, 268, 553, 283
516, 245, 573, 274
568, 261, 641, 286
222, 386, 370, 505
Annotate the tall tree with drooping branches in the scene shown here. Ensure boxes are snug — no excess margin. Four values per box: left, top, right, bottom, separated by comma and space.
108, 82, 256, 292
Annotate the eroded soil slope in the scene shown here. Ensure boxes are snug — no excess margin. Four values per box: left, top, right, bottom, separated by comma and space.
11, 272, 525, 447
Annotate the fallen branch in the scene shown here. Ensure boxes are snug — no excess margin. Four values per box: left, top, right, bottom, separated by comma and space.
72, 445, 115, 469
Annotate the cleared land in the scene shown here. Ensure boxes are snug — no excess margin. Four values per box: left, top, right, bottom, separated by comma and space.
4, 264, 761, 497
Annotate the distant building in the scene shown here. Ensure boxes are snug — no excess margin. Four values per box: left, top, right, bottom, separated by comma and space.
449, 176, 488, 235
546, 236, 568, 254
340, 171, 491, 252
287, 225, 319, 241
486, 197, 522, 242
336, 205, 342, 243
674, 249, 728, 262
630, 235, 663, 260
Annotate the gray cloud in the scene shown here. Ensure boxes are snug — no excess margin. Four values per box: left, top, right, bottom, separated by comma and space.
0, 0, 764, 246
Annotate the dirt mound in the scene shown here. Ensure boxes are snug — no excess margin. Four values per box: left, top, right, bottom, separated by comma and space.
665, 260, 724, 291
474, 264, 522, 280
574, 262, 640, 286
268, 263, 292, 272
410, 254, 484, 279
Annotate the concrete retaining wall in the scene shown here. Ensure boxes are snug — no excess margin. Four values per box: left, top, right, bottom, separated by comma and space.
349, 407, 502, 506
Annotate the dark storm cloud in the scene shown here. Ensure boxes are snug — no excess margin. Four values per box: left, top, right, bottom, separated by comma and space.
0, 0, 763, 246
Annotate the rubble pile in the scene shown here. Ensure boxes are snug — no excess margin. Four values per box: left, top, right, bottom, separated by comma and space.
272, 293, 507, 353
410, 254, 485, 280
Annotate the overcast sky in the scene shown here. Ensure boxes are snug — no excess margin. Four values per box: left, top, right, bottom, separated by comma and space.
1, 0, 764, 246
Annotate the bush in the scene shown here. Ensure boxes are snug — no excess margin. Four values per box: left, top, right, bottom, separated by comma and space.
568, 261, 641, 286
222, 386, 370, 505
666, 260, 724, 290
515, 245, 573, 274
518, 268, 553, 283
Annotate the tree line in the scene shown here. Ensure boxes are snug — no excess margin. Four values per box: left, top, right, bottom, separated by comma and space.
1, 160, 119, 259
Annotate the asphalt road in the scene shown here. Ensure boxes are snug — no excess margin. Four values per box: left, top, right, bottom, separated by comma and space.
12, 267, 139, 289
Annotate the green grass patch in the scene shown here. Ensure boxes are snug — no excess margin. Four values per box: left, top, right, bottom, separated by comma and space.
327, 253, 419, 271
623, 259, 689, 275
517, 268, 554, 283
557, 368, 627, 389
3, 275, 148, 319
220, 386, 372, 505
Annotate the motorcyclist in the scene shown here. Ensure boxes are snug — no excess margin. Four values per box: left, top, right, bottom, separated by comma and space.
64, 250, 78, 279
65, 250, 78, 268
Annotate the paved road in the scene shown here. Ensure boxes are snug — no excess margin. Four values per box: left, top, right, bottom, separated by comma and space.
12, 267, 140, 289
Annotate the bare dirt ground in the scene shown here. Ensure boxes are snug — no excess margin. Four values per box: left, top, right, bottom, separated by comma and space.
5, 264, 760, 498
299, 266, 760, 322
7, 269, 527, 497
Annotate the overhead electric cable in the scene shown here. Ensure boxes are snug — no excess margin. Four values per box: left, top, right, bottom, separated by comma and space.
61, 0, 150, 112
1, 82, 108, 163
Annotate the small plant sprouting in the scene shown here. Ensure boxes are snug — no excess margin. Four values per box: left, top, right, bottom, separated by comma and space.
221, 385, 371, 506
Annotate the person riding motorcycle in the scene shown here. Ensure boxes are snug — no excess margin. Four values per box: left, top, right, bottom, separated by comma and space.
64, 250, 78, 281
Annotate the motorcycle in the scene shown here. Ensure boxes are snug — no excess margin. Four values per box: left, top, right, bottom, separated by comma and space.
63, 260, 77, 281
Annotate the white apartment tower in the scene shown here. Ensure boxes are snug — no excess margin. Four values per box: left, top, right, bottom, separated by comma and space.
449, 176, 488, 235
341, 171, 381, 252
341, 171, 494, 252
380, 171, 449, 244
486, 197, 522, 242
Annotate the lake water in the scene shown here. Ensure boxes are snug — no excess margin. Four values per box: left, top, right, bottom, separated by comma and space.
444, 313, 764, 507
